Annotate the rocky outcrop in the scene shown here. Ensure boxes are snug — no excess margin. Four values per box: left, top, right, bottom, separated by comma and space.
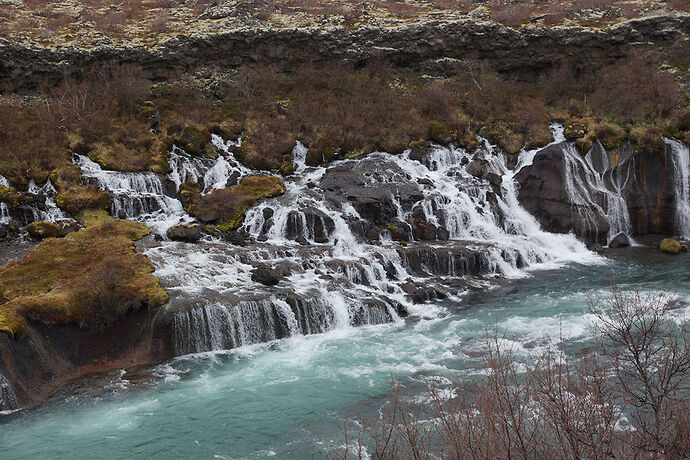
624, 147, 677, 236
516, 143, 610, 243
1, 13, 688, 91
166, 223, 203, 242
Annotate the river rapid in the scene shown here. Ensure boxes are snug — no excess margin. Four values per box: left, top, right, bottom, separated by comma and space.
0, 247, 688, 459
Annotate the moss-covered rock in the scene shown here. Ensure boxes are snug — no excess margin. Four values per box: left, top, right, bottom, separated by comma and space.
27, 221, 62, 240
181, 176, 285, 231
592, 122, 626, 151
56, 184, 110, 216
429, 121, 452, 145
630, 126, 664, 153
479, 121, 523, 155
0, 185, 22, 208
660, 238, 683, 254
564, 123, 588, 140
0, 219, 166, 337
168, 123, 214, 157
306, 137, 340, 166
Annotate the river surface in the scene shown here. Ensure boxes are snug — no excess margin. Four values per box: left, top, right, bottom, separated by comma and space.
1, 247, 688, 459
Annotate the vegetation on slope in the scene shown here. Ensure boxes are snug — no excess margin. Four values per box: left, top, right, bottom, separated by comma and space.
0, 217, 168, 338
0, 0, 687, 47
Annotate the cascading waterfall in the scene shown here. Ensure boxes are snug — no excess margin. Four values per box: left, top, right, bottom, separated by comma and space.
76, 127, 609, 358
665, 138, 690, 239
0, 372, 19, 412
560, 141, 632, 244
0, 175, 11, 223
27, 179, 66, 222
168, 135, 249, 193
73, 154, 191, 235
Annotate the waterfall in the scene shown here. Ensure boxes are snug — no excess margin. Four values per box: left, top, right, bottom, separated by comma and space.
171, 293, 394, 355
0, 372, 19, 412
1, 175, 11, 223
559, 142, 632, 244
0, 202, 8, 224
665, 138, 690, 239
168, 135, 249, 193
27, 179, 66, 222
73, 154, 191, 235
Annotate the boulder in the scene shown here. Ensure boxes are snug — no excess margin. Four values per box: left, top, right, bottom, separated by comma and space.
660, 238, 682, 254
486, 172, 502, 188
466, 159, 489, 178
251, 264, 281, 286
59, 221, 81, 237
608, 233, 631, 248
27, 221, 62, 240
166, 223, 203, 242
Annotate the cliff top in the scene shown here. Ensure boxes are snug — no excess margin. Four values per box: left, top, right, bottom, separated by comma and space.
0, 0, 687, 49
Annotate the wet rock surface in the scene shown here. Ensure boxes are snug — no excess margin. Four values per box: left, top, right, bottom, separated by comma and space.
166, 223, 203, 242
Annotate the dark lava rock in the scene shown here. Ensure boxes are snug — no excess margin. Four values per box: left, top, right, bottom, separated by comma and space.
166, 223, 202, 242
608, 232, 631, 248
320, 159, 423, 225
516, 143, 610, 243
59, 221, 81, 237
486, 172, 502, 188
251, 264, 281, 286
295, 236, 309, 245
257, 234, 268, 242
285, 208, 335, 242
466, 159, 489, 178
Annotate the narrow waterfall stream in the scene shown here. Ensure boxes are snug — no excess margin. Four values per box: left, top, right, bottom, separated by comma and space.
666, 137, 690, 239
0, 372, 19, 413
561, 141, 633, 244
0, 175, 9, 223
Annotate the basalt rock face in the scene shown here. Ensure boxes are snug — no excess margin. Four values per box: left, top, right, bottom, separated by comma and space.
1, 13, 688, 91
516, 139, 688, 243
624, 147, 677, 236
0, 307, 174, 409
516, 143, 610, 243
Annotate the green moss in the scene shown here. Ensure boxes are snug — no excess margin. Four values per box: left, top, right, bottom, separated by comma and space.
0, 219, 164, 337
76, 208, 114, 228
0, 185, 22, 208
27, 221, 62, 240
181, 176, 285, 231
429, 121, 452, 145
306, 137, 340, 166
630, 126, 664, 153
56, 184, 110, 216
592, 122, 627, 151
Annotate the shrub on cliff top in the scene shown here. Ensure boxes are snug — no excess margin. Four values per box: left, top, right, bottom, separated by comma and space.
0, 218, 167, 337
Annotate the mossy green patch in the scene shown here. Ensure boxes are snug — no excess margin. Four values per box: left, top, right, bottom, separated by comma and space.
56, 184, 110, 216
0, 185, 23, 208
0, 219, 165, 337
181, 176, 285, 231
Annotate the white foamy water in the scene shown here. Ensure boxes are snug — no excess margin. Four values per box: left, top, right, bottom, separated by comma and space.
665, 137, 690, 239
73, 154, 192, 235
26, 179, 67, 222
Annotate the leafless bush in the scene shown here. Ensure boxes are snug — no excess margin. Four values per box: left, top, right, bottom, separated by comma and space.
328, 285, 690, 459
